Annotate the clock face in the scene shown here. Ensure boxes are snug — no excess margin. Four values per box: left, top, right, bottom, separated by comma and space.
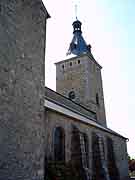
68, 91, 75, 100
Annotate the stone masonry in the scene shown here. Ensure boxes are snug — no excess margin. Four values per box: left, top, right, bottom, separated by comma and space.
0, 1, 49, 179
45, 11, 129, 180
0, 1, 129, 180
56, 53, 107, 127
45, 109, 129, 180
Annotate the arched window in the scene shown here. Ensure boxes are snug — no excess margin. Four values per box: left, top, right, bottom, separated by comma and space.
92, 132, 102, 180
54, 127, 65, 161
106, 137, 120, 180
71, 126, 89, 168
92, 133, 111, 180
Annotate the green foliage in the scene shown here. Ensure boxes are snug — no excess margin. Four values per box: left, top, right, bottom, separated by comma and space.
128, 154, 135, 177
128, 153, 135, 161
46, 161, 84, 180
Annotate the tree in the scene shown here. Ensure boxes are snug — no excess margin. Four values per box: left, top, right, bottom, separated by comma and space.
129, 160, 135, 172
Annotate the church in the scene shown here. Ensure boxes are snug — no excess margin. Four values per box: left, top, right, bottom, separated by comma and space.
45, 18, 129, 180
0, 1, 129, 180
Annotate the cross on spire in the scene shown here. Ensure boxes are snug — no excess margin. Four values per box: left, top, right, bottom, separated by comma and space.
75, 4, 78, 20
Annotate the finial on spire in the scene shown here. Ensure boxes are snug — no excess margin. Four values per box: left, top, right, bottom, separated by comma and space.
75, 4, 78, 20
66, 0, 91, 56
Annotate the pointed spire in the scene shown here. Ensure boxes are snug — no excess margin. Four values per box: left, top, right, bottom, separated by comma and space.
67, 19, 91, 56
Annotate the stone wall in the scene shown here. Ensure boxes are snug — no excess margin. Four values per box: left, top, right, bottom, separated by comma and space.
45, 108, 129, 180
0, 1, 48, 179
56, 54, 107, 127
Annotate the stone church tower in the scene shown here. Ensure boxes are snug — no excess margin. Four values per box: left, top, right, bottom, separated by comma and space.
0, 1, 49, 179
56, 19, 106, 126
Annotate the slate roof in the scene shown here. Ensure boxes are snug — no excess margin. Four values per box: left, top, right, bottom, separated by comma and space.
45, 87, 128, 140
45, 87, 97, 121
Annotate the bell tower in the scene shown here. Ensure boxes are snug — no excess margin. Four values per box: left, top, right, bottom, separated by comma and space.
56, 19, 107, 127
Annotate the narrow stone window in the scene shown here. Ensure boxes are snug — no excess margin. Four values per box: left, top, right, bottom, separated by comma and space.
96, 93, 99, 106
70, 62, 72, 66
83, 133, 89, 168
78, 60, 80, 64
0, 4, 1, 13
54, 127, 65, 161
62, 64, 64, 69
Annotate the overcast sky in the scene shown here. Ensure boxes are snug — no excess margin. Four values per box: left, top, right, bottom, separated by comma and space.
44, 0, 135, 158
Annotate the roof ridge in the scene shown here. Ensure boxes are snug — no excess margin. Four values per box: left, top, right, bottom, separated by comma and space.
45, 86, 96, 114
